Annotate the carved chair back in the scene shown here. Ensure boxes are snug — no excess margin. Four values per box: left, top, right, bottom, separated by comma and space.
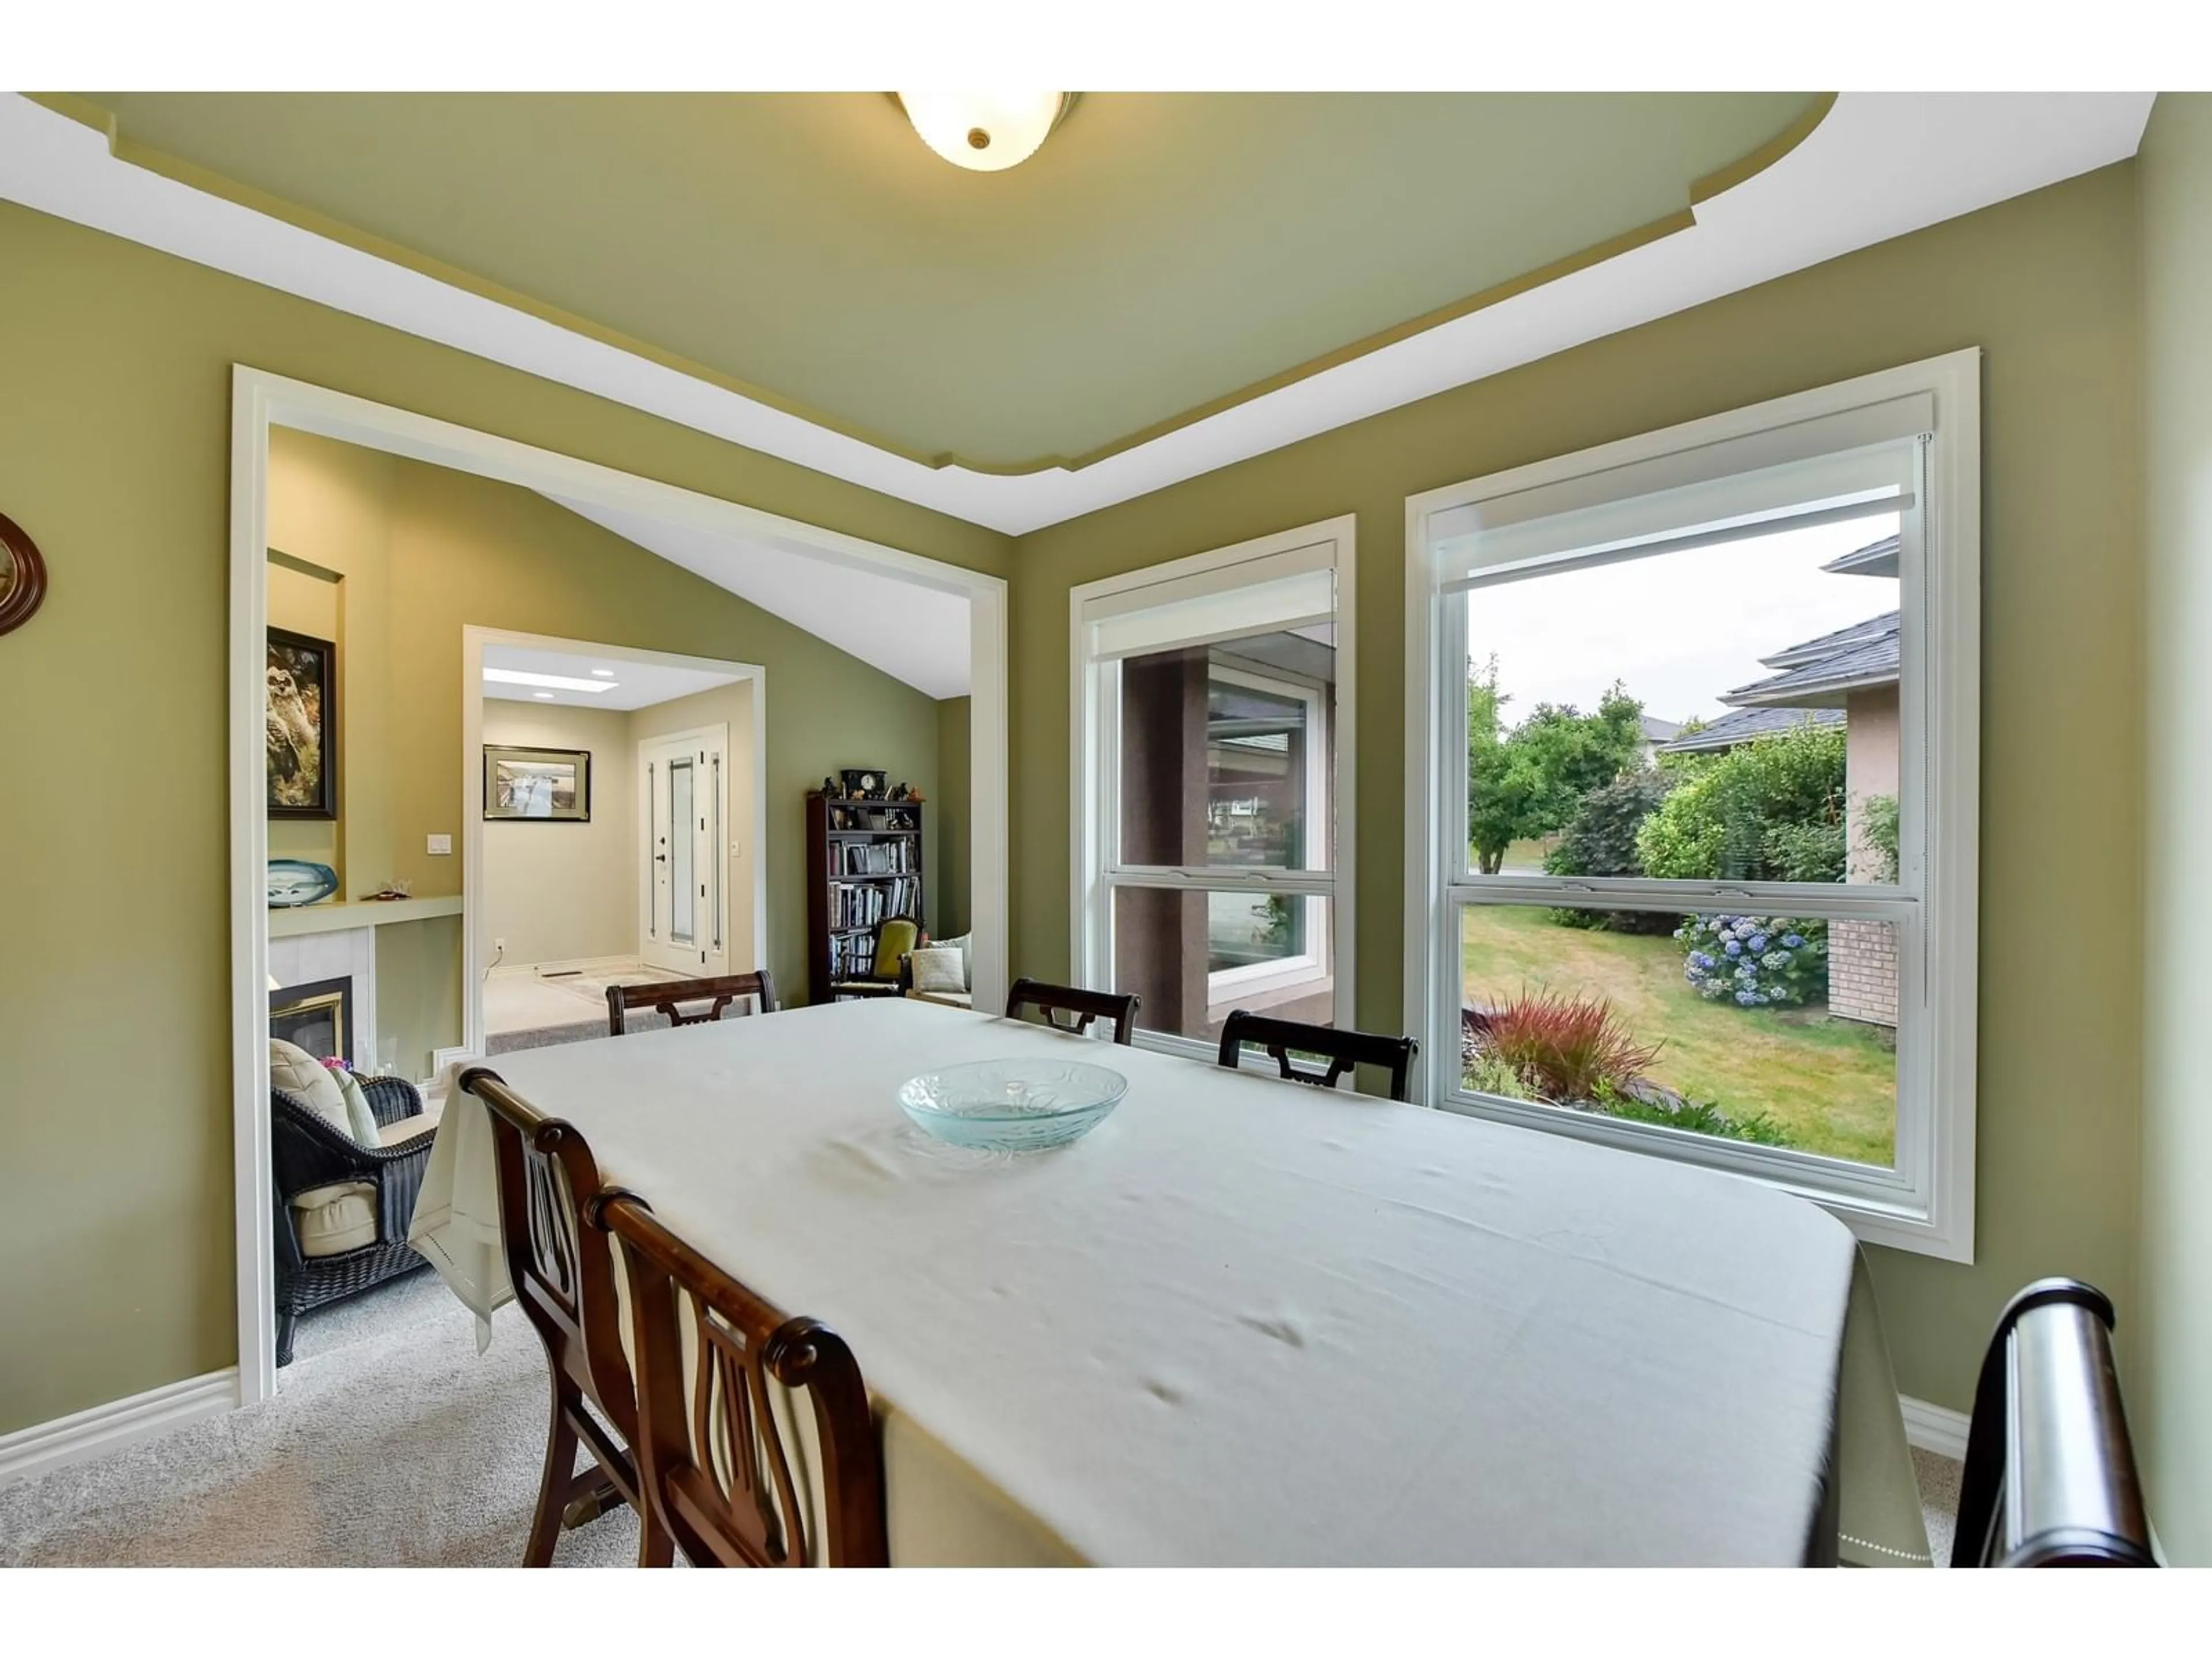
1215, 1010, 1418, 1102
465, 1067, 638, 1440
1005, 978, 1139, 1046
607, 971, 779, 1036
600, 1195, 887, 1567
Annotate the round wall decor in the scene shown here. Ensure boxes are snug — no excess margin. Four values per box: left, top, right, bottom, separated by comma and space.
0, 512, 48, 637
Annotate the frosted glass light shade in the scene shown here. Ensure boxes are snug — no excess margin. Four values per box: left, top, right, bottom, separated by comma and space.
897, 92, 1070, 172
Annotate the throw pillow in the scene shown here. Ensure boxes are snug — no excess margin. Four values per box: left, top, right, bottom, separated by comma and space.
335, 1067, 382, 1147
270, 1038, 353, 1136
908, 946, 967, 995
939, 931, 974, 990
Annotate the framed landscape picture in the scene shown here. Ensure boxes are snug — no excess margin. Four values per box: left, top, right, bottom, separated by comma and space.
267, 626, 337, 819
484, 744, 592, 822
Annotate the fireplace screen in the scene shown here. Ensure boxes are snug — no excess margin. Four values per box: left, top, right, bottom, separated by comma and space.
271, 976, 353, 1064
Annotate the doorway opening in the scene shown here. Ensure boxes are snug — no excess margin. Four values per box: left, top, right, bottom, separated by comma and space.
231, 368, 1010, 1406
475, 635, 766, 1056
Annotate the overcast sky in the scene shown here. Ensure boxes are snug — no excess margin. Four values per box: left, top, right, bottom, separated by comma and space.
1465, 516, 1901, 725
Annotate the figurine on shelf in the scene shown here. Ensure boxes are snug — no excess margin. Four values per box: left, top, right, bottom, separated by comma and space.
820, 776, 836, 798
907, 787, 926, 804
889, 782, 910, 801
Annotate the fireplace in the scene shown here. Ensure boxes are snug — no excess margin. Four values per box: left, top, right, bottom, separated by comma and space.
271, 975, 354, 1063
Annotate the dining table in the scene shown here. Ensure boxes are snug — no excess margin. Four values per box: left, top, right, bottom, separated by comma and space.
408, 996, 1932, 1567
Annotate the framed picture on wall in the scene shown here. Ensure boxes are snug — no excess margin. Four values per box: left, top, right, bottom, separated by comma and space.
484, 744, 592, 822
267, 625, 338, 820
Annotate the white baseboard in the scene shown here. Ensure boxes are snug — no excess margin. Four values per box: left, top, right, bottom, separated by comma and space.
0, 1368, 240, 1488
1899, 1393, 1971, 1461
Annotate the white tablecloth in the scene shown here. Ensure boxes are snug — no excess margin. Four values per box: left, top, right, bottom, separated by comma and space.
410, 999, 1929, 1566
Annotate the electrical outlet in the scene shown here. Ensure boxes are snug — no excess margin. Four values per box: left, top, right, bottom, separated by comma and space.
426, 833, 452, 855
494, 937, 506, 952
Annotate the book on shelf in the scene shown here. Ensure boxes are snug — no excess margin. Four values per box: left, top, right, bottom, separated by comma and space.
826, 876, 922, 930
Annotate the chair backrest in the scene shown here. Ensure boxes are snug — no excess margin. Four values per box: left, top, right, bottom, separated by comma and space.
1216, 1010, 1418, 1101
607, 971, 778, 1036
600, 1195, 887, 1567
1005, 978, 1139, 1045
461, 1066, 638, 1441
1952, 1278, 2156, 1567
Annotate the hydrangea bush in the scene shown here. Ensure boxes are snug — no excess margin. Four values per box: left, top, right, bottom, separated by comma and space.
1676, 914, 1828, 1009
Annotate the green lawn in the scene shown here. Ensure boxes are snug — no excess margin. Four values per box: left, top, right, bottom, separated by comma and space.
1460, 905, 1896, 1166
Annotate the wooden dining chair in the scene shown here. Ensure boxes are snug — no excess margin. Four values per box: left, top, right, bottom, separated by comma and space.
599, 1194, 888, 1567
461, 1066, 673, 1567
1951, 1277, 2156, 1567
1005, 977, 1139, 1045
606, 969, 778, 1036
1215, 1010, 1419, 1102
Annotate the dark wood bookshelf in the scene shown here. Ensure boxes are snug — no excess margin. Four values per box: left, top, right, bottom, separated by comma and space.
806, 791, 925, 1003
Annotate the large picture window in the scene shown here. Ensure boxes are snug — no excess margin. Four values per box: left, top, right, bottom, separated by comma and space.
1073, 518, 1354, 1055
1404, 354, 1979, 1258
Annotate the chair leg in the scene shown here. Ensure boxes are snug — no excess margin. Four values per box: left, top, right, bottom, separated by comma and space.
524, 1381, 581, 1567
638, 1510, 675, 1567
275, 1308, 298, 1368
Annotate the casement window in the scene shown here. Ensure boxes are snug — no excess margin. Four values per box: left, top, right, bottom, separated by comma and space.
1071, 518, 1355, 1057
1403, 353, 1979, 1259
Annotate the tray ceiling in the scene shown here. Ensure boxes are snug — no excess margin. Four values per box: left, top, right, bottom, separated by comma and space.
60, 91, 1821, 471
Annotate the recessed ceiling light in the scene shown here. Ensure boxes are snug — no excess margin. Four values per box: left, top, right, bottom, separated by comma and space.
484, 667, 618, 694
896, 93, 1074, 172
533, 691, 555, 700
590, 669, 616, 678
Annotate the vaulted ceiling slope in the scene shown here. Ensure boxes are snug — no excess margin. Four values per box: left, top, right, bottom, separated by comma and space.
49, 91, 1820, 471
0, 92, 2156, 533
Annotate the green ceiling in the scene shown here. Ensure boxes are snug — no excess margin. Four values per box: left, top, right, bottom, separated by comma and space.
69, 92, 1824, 471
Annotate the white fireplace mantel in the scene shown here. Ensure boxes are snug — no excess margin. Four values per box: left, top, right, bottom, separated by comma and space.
267, 895, 463, 939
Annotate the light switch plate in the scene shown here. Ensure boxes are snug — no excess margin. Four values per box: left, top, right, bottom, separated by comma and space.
426, 834, 453, 855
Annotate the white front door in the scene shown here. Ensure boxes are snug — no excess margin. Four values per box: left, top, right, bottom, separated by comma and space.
639, 728, 729, 977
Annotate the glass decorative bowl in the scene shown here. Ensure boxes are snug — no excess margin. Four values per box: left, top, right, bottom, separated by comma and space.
897, 1058, 1128, 1152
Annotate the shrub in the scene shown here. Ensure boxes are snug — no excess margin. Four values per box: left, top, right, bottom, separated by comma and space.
1544, 770, 1680, 934
1590, 1085, 1791, 1147
1861, 793, 1901, 883
1469, 987, 1664, 1103
1676, 914, 1828, 1009
1460, 1043, 1533, 1101
1635, 723, 1847, 883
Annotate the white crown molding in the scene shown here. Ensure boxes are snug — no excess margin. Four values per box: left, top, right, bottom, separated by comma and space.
0, 92, 2154, 536
1899, 1392, 1972, 1463
0, 1368, 240, 1489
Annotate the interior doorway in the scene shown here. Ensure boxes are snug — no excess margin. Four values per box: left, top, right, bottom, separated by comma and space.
230, 366, 1011, 1408
471, 633, 763, 1058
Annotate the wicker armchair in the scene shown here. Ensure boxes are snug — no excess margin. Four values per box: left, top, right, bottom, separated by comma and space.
271, 1075, 438, 1365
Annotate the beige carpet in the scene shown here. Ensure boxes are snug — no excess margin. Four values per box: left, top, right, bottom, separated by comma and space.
1, 1268, 1967, 1566
0, 1273, 638, 1567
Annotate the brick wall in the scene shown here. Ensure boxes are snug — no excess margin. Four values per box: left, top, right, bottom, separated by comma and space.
1829, 918, 1898, 1027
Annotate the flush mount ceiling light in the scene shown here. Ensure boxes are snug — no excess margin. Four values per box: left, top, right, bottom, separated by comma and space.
895, 93, 1076, 172
483, 667, 619, 694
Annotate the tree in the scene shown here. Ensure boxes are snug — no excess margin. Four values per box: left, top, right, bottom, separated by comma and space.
1635, 722, 1847, 882
1466, 670, 1647, 874
1544, 769, 1680, 932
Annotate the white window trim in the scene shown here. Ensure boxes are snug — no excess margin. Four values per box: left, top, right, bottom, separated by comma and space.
1402, 351, 1980, 1261
1071, 516, 1357, 1063
1202, 659, 1331, 1001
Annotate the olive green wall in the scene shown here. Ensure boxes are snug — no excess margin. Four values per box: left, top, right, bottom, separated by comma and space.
1009, 162, 2147, 1416
2138, 92, 2212, 1567
936, 696, 974, 939
0, 196, 1010, 1437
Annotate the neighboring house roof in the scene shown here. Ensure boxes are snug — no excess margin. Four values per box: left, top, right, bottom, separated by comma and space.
1823, 532, 1901, 578
1723, 609, 1899, 710
1638, 714, 1683, 743
1657, 706, 1844, 755
1758, 608, 1900, 671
